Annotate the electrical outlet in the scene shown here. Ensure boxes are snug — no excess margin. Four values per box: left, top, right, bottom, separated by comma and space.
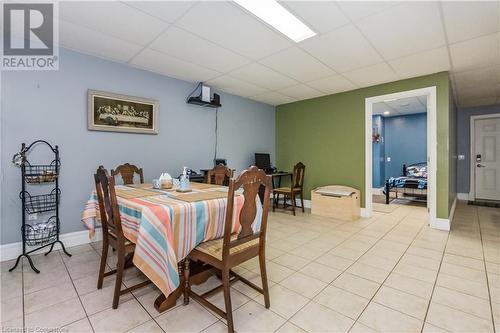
386, 157, 391, 162
28, 213, 37, 220
458, 155, 465, 160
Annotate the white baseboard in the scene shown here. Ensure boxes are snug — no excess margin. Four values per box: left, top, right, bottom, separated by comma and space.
448, 196, 457, 225
434, 218, 451, 231
457, 193, 469, 201
293, 198, 311, 208
0, 229, 102, 262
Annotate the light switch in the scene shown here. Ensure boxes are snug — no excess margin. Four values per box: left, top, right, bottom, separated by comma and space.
458, 155, 465, 160
386, 157, 391, 162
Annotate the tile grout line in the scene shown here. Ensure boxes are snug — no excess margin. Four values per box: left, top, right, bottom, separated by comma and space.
420, 212, 451, 333
476, 206, 497, 333
59, 250, 97, 333
275, 206, 417, 332
345, 207, 433, 332
425, 206, 498, 326
269, 209, 388, 332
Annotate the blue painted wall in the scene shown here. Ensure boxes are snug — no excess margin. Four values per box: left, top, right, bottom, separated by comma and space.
1, 48, 275, 244
384, 113, 427, 180
372, 113, 427, 187
372, 115, 385, 187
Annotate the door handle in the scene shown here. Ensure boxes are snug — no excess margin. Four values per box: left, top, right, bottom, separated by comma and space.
477, 164, 486, 168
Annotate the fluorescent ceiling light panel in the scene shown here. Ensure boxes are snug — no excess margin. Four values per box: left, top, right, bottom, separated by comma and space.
234, 0, 316, 43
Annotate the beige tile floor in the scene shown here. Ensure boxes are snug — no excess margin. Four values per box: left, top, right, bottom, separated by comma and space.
1, 201, 498, 333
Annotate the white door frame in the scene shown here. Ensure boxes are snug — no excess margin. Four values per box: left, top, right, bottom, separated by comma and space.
365, 86, 438, 228
468, 113, 500, 201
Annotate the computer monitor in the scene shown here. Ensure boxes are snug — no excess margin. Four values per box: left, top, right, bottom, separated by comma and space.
214, 158, 227, 166
255, 153, 271, 170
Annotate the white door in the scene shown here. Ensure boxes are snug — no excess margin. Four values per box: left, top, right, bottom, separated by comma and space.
474, 117, 500, 201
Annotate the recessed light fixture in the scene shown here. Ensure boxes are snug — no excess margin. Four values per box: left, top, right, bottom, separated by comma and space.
234, 0, 317, 43
383, 111, 391, 115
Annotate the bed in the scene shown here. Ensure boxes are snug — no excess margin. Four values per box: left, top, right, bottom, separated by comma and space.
384, 162, 427, 204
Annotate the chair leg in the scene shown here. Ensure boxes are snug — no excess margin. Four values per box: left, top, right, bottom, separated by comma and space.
112, 249, 125, 309
183, 258, 190, 305
300, 191, 305, 213
259, 253, 270, 308
291, 193, 296, 216
97, 240, 109, 289
222, 269, 234, 333
272, 192, 276, 212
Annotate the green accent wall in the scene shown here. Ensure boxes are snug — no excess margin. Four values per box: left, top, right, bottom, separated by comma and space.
276, 72, 452, 219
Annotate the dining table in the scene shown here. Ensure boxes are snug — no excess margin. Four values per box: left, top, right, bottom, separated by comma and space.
81, 181, 262, 312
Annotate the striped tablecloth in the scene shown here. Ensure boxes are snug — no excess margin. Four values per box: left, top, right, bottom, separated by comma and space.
81, 183, 262, 297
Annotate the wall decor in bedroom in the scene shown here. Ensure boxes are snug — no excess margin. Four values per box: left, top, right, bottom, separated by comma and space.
87, 90, 159, 134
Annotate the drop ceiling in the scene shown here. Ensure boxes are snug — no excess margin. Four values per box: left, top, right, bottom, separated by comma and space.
56, 1, 500, 107
373, 96, 427, 117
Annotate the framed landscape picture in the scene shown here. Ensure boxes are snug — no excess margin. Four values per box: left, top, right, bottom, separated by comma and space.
88, 90, 159, 134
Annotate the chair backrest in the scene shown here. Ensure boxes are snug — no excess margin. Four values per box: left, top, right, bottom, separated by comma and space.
222, 166, 272, 260
94, 166, 125, 242
111, 163, 144, 185
292, 162, 305, 189
207, 164, 233, 186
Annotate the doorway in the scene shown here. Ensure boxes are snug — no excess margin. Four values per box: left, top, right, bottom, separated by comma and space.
371, 95, 428, 211
469, 114, 500, 202
365, 87, 438, 229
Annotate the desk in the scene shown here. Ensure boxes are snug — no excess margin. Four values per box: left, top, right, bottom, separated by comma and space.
81, 182, 262, 313
257, 171, 292, 203
200, 168, 236, 184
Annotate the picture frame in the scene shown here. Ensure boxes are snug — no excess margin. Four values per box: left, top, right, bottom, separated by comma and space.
87, 90, 159, 134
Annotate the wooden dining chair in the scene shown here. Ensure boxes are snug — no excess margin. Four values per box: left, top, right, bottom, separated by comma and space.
94, 166, 151, 309
207, 164, 234, 185
184, 166, 272, 333
111, 163, 144, 185
273, 162, 305, 216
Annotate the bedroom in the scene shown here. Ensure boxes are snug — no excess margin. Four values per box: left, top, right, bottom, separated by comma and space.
372, 95, 428, 212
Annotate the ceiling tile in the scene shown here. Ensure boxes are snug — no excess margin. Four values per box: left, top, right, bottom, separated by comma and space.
174, 1, 291, 60
356, 2, 446, 60
281, 1, 350, 34
229, 63, 298, 90
59, 20, 143, 63
453, 65, 500, 91
205, 75, 268, 98
300, 24, 383, 73
442, 1, 499, 44
450, 33, 500, 72
306, 75, 356, 94
457, 84, 500, 101
60, 1, 168, 46
389, 47, 450, 79
278, 84, 324, 100
130, 48, 220, 83
123, 1, 196, 23
343, 62, 398, 87
150, 26, 250, 73
259, 46, 335, 82
459, 96, 498, 108
250, 92, 296, 106
373, 102, 397, 116
337, 1, 400, 22
386, 96, 426, 114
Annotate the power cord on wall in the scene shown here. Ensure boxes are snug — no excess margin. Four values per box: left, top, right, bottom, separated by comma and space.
186, 82, 202, 103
